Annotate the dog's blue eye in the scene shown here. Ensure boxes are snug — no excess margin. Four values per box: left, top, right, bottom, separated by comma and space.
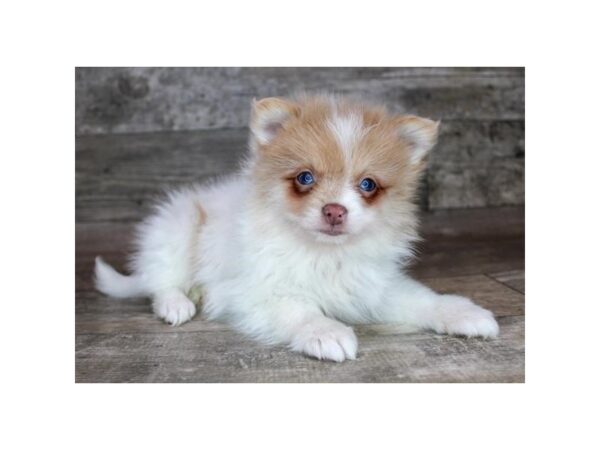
359, 178, 377, 192
296, 171, 315, 185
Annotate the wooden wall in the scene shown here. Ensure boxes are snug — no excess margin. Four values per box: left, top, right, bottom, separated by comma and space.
76, 67, 524, 211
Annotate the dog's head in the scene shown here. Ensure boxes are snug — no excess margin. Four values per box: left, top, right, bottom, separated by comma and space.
247, 95, 438, 244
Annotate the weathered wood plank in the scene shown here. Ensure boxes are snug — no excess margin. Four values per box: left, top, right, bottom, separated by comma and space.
423, 275, 524, 318
412, 235, 524, 279
75, 315, 523, 383
488, 270, 525, 294
429, 119, 524, 208
76, 67, 524, 135
76, 128, 247, 222
428, 159, 524, 209
419, 205, 524, 238
410, 206, 524, 278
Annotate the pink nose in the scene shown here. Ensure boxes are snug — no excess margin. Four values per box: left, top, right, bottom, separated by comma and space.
322, 203, 348, 226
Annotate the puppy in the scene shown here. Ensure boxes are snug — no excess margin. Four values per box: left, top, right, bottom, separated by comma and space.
95, 95, 499, 362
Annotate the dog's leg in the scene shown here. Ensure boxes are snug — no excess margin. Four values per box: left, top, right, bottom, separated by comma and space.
152, 288, 197, 326
234, 299, 357, 362
288, 314, 357, 362
374, 275, 499, 338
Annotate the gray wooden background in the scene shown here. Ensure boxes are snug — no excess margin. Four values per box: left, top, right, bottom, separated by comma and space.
76, 67, 524, 210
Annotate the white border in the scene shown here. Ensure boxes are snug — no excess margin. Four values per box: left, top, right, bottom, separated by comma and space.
3, 0, 600, 448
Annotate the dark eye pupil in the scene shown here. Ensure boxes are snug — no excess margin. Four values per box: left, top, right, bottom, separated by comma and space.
297, 171, 314, 185
360, 178, 376, 192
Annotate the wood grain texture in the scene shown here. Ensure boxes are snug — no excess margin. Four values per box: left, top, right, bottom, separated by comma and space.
488, 270, 525, 294
76, 316, 523, 383
76, 67, 524, 135
76, 128, 247, 222
428, 119, 524, 208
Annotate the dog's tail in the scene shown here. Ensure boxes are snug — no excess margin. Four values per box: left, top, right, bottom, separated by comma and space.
94, 256, 148, 299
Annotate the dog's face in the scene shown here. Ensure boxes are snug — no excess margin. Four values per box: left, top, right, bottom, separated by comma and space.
248, 96, 439, 244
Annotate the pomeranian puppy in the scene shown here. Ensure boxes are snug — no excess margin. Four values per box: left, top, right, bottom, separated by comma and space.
95, 95, 499, 362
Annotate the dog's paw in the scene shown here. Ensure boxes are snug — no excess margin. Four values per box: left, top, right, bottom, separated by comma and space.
153, 291, 197, 326
432, 295, 499, 338
290, 318, 358, 362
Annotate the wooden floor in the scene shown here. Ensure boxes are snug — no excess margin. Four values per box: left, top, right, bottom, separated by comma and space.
76, 131, 525, 383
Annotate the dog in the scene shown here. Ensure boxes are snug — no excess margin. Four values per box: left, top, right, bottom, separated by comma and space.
95, 94, 499, 362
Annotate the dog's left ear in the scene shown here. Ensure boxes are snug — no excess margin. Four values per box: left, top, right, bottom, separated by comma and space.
249, 97, 300, 152
395, 115, 440, 164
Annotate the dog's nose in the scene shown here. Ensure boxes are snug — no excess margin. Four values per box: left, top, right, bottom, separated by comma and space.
322, 203, 348, 226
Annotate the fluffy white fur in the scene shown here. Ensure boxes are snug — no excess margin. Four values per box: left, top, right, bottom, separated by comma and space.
95, 95, 499, 362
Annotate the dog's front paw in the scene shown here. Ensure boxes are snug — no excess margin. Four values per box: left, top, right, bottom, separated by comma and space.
153, 291, 197, 326
290, 318, 358, 362
432, 295, 499, 338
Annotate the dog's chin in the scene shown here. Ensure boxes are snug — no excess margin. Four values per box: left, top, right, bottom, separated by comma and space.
319, 229, 345, 236
312, 228, 351, 244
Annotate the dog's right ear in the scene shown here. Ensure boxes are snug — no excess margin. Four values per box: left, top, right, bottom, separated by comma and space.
249, 97, 299, 152
394, 115, 440, 165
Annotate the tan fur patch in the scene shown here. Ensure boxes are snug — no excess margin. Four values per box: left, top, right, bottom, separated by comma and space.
250, 95, 437, 221
194, 200, 207, 226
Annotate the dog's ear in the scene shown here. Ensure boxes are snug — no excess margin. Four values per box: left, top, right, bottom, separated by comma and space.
395, 115, 440, 164
249, 97, 299, 151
